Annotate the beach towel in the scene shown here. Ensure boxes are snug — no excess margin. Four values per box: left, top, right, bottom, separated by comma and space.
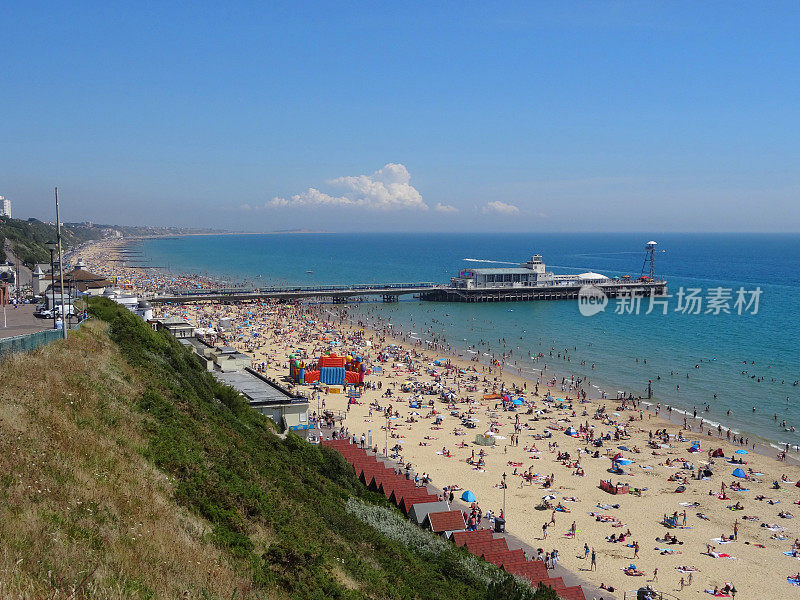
655, 547, 682, 554
711, 538, 734, 544
704, 591, 730, 597
788, 577, 800, 586
783, 551, 800, 559
677, 567, 700, 573
709, 552, 736, 559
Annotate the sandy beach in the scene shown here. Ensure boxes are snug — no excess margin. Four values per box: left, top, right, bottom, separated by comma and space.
81, 239, 800, 599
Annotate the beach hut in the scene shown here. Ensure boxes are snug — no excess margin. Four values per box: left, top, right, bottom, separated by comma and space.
408, 501, 450, 526
732, 468, 747, 479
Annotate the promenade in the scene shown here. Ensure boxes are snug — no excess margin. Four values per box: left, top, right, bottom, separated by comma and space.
0, 304, 51, 339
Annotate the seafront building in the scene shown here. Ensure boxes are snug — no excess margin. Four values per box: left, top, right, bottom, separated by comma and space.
451, 255, 611, 289
130, 308, 312, 434
0, 196, 11, 218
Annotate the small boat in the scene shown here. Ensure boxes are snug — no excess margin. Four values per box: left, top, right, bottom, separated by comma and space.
305, 270, 313, 274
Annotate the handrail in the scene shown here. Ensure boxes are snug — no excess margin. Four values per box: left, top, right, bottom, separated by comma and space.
165, 282, 440, 295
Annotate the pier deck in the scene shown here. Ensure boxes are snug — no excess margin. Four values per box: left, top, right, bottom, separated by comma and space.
147, 280, 666, 304
419, 281, 667, 302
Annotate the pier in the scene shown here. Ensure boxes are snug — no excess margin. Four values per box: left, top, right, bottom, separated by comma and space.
148, 282, 439, 304
147, 280, 666, 304
419, 281, 667, 302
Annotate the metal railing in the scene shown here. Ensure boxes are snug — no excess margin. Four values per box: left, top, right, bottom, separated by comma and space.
165, 282, 439, 296
0, 328, 63, 361
0, 319, 88, 362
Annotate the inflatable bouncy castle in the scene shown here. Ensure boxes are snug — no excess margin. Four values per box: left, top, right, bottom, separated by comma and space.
289, 353, 366, 386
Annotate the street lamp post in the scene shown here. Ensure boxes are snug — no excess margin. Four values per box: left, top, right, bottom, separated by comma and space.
55, 188, 67, 340
45, 241, 57, 330
385, 413, 389, 456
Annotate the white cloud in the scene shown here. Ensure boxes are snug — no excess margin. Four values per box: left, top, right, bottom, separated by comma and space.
269, 163, 428, 211
434, 203, 459, 213
482, 201, 520, 215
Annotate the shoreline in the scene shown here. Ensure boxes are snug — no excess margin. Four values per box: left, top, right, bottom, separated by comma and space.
83, 236, 799, 461
81, 236, 799, 465
338, 300, 800, 465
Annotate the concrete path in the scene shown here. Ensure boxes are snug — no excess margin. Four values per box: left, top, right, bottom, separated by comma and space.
0, 304, 53, 339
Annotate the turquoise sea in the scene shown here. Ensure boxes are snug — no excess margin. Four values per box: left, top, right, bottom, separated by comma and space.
142, 232, 799, 449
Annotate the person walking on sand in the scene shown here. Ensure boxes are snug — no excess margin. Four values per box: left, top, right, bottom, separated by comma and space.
542, 522, 548, 539
633, 541, 639, 559
590, 548, 597, 571
584, 543, 590, 559
652, 567, 658, 582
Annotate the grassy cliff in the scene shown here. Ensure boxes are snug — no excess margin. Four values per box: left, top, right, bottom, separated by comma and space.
0, 299, 557, 600
0, 218, 106, 265
0, 217, 221, 266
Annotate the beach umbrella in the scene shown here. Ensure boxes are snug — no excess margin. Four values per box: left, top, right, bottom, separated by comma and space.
732, 468, 747, 478
542, 495, 556, 500
513, 398, 524, 406
734, 450, 749, 455
461, 490, 477, 502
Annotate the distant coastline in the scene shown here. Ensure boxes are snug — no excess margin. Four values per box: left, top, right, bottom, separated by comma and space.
125, 229, 330, 240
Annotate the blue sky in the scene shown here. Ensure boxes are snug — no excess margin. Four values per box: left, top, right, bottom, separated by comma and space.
1, 2, 799, 232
